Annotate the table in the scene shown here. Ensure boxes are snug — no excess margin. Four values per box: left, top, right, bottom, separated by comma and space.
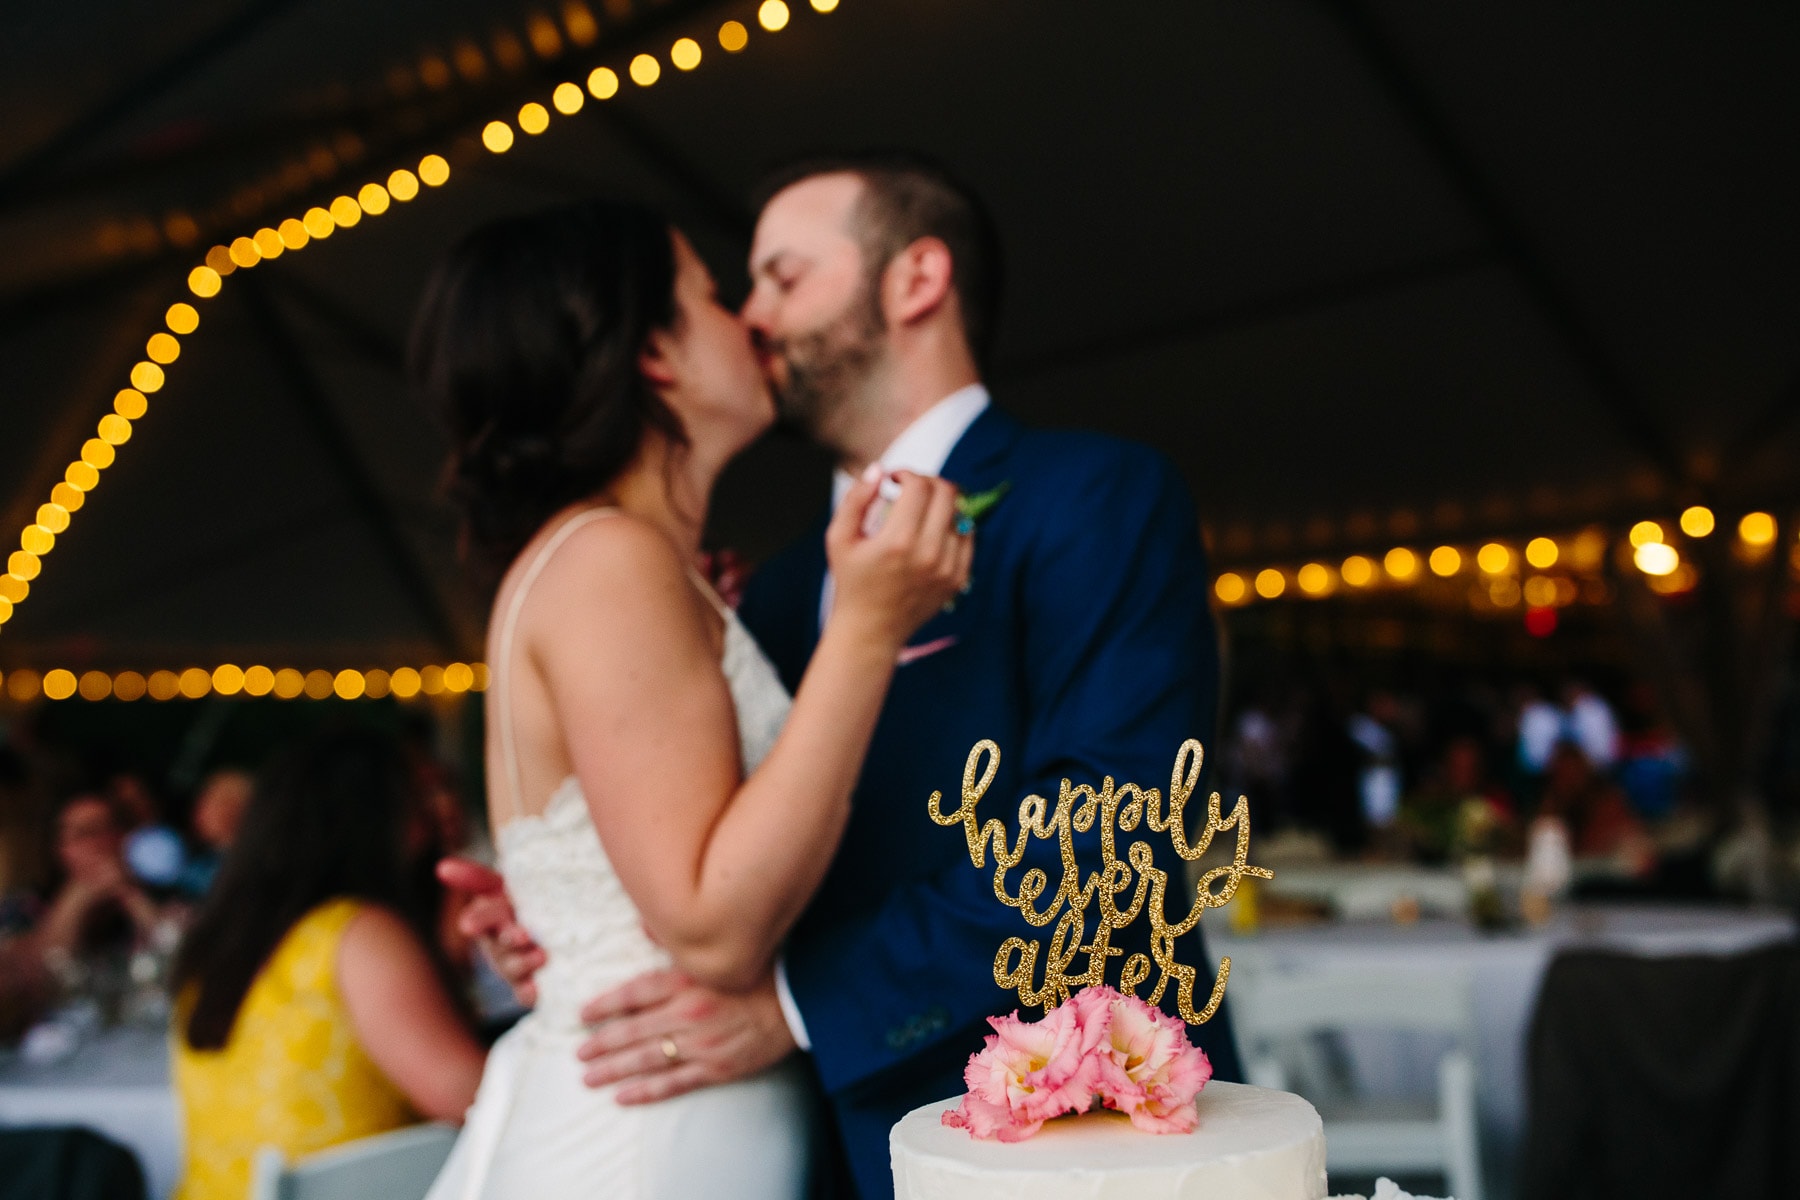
0, 1025, 179, 1199
1209, 904, 1796, 1199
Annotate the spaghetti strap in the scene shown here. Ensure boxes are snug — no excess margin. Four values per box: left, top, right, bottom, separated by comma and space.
494, 507, 619, 822
685, 564, 734, 621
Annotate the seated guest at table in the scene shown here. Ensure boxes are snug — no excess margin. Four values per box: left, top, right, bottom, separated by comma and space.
169, 727, 484, 1200
175, 767, 253, 898
28, 793, 163, 984
1398, 734, 1519, 863
1536, 740, 1655, 877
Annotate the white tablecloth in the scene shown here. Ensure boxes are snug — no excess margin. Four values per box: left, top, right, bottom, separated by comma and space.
0, 1025, 179, 1198
1210, 903, 1796, 1198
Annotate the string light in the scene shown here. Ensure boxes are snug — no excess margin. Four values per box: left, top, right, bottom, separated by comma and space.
0, 664, 492, 703
1634, 542, 1678, 576
8, 11, 808, 637
1679, 506, 1715, 537
1254, 568, 1286, 599
1738, 511, 1777, 546
1341, 555, 1375, 587
1525, 537, 1559, 569
1428, 546, 1462, 577
1384, 547, 1419, 581
1628, 520, 1663, 547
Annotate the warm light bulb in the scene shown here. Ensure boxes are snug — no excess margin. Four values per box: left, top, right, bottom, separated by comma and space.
271, 668, 306, 699
52, 482, 87, 510
130, 362, 165, 393
65, 462, 100, 491
253, 228, 285, 260
759, 0, 791, 31
243, 666, 275, 697
1297, 563, 1333, 596
1523, 575, 1558, 608
113, 672, 147, 702
587, 67, 620, 99
36, 504, 69, 534
146, 332, 180, 364
1738, 511, 1777, 546
212, 664, 246, 696
812, 0, 839, 10
1634, 541, 1679, 576
358, 183, 391, 214
421, 665, 447, 695
334, 670, 366, 700
229, 237, 261, 268
719, 20, 749, 51
444, 662, 476, 693
1340, 555, 1375, 587
205, 245, 237, 275
1476, 543, 1510, 574
482, 121, 516, 153
147, 670, 181, 701
303, 670, 335, 700
364, 669, 392, 699
1429, 546, 1462, 576
418, 155, 451, 187
629, 54, 661, 86
1525, 537, 1559, 569
277, 218, 310, 250
81, 439, 116, 469
178, 667, 212, 699
1214, 573, 1246, 604
1254, 568, 1286, 599
0, 576, 27, 603
165, 303, 200, 334
389, 667, 422, 699
43, 670, 77, 701
1628, 520, 1663, 547
671, 38, 702, 70
552, 82, 585, 114
188, 266, 222, 298
303, 207, 335, 238
518, 102, 551, 134
471, 663, 490, 692
20, 527, 53, 555
97, 415, 132, 445
329, 196, 362, 226
387, 169, 420, 201
1384, 547, 1418, 580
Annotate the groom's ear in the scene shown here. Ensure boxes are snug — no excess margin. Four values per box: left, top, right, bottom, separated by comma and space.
882, 237, 956, 328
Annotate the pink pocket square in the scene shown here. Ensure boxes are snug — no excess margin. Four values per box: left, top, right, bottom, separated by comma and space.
896, 635, 958, 666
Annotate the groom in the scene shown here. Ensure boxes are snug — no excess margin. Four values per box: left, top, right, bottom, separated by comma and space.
455, 154, 1240, 1199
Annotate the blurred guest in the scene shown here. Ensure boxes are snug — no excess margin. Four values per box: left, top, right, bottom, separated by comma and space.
170, 728, 484, 1200
1538, 741, 1654, 875
1349, 690, 1404, 830
1398, 735, 1518, 863
1563, 678, 1622, 772
176, 768, 253, 898
1516, 683, 1564, 776
1617, 682, 1687, 822
28, 794, 162, 984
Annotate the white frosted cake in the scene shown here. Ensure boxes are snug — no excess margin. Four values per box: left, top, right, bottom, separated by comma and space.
891, 1080, 1327, 1200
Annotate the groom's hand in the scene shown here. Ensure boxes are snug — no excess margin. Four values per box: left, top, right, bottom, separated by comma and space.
437, 857, 546, 1008
576, 968, 796, 1103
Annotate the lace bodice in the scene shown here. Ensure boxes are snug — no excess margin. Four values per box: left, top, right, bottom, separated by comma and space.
492, 513, 793, 1035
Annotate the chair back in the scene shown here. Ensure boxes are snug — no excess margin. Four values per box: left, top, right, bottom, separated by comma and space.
1231, 962, 1474, 1046
249, 1123, 457, 1200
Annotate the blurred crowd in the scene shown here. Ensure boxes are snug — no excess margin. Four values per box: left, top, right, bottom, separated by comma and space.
1218, 672, 1732, 896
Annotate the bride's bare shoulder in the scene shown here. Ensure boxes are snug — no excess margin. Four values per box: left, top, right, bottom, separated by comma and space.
509, 510, 693, 627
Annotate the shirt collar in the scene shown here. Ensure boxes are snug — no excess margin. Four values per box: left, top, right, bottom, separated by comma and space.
829, 384, 991, 511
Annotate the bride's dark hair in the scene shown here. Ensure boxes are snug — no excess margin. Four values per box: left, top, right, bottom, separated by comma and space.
409, 199, 686, 573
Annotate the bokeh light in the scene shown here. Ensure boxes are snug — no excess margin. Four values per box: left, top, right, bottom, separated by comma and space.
1384, 548, 1418, 581
1679, 505, 1715, 537
334, 669, 366, 700
212, 664, 245, 695
303, 670, 335, 700
1634, 542, 1679, 576
759, 0, 791, 31
1739, 511, 1776, 546
1254, 568, 1286, 599
244, 666, 275, 697
587, 67, 620, 99
418, 155, 451, 187
165, 303, 200, 334
1525, 537, 1559, 569
1297, 563, 1334, 596
113, 671, 147, 702
719, 20, 749, 51
387, 169, 420, 201
671, 38, 702, 70
43, 670, 77, 701
272, 668, 305, 699
1340, 555, 1375, 587
330, 196, 362, 226
482, 121, 516, 153
630, 54, 661, 86
518, 102, 551, 134
1476, 543, 1510, 574
178, 667, 212, 699
1628, 520, 1663, 547
1429, 546, 1462, 576
389, 667, 422, 699
358, 183, 391, 214
552, 82, 584, 114
147, 670, 181, 701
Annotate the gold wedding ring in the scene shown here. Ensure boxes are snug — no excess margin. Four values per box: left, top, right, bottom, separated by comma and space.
659, 1037, 681, 1063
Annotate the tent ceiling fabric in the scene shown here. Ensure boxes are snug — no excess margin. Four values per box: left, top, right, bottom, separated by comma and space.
0, 0, 1795, 666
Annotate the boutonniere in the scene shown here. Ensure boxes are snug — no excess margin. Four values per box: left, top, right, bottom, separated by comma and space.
939, 481, 1009, 614
953, 481, 1011, 536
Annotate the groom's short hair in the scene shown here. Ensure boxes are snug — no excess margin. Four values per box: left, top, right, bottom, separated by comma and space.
754, 151, 1003, 367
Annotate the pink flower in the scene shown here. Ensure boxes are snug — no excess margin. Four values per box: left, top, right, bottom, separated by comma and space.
1085, 989, 1212, 1133
942, 1001, 1100, 1140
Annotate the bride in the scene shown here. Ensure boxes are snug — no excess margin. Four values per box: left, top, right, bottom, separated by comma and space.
410, 200, 970, 1199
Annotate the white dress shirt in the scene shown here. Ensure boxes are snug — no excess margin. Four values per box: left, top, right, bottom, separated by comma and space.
774, 382, 991, 1051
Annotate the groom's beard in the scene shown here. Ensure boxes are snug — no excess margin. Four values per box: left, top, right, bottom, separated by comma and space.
766, 287, 887, 446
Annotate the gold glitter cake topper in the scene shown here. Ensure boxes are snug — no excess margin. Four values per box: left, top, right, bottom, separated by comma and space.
929, 738, 1272, 1025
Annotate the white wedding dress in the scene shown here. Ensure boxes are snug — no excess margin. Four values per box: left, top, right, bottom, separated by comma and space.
427, 509, 812, 1200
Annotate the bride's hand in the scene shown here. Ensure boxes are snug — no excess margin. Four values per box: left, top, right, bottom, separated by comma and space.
826, 469, 973, 650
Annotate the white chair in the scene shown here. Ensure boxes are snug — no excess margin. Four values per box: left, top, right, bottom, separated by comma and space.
248, 1123, 458, 1200
1231, 963, 1482, 1200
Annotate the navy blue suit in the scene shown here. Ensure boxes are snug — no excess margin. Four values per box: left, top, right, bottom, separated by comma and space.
737, 406, 1241, 1200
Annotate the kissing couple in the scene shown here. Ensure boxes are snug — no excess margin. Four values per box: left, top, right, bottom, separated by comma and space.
416, 153, 1241, 1200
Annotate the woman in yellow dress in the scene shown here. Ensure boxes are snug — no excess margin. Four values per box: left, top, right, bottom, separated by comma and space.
169, 728, 486, 1200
